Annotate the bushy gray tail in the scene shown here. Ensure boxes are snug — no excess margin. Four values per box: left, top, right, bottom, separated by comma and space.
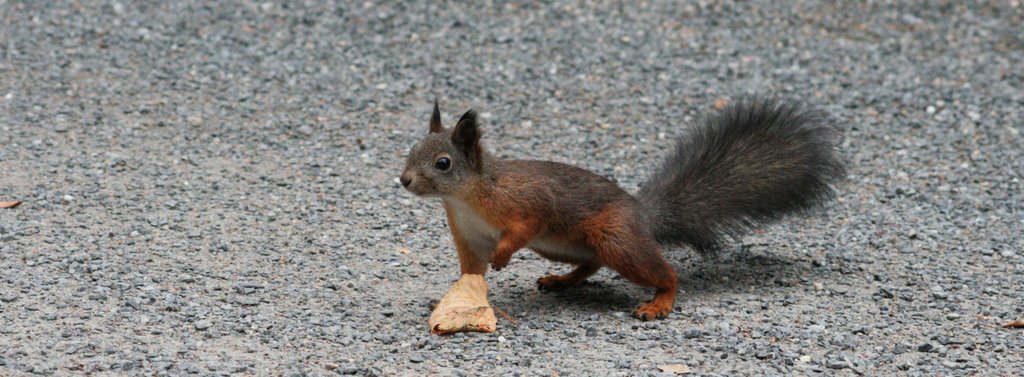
638, 97, 845, 255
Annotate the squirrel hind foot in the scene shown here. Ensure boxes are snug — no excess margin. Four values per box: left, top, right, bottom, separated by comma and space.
537, 264, 602, 291
632, 288, 675, 321
537, 275, 576, 291
633, 302, 672, 321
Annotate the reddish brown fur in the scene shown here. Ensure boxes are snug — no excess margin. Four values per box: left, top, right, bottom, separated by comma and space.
579, 203, 677, 320
536, 263, 601, 290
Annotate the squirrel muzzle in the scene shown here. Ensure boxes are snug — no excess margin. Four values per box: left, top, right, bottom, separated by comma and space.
400, 169, 431, 196
400, 171, 413, 188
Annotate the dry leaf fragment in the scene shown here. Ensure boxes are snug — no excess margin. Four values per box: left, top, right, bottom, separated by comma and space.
0, 201, 22, 209
659, 364, 691, 374
428, 274, 497, 335
1003, 320, 1024, 328
713, 98, 729, 110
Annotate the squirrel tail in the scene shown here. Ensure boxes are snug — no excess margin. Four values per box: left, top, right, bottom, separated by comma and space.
638, 97, 845, 255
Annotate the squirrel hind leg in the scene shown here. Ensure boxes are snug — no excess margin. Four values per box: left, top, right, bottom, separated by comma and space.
537, 263, 602, 291
582, 207, 679, 320
604, 245, 677, 320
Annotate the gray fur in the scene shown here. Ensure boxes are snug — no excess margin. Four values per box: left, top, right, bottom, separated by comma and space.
638, 97, 846, 255
402, 108, 488, 197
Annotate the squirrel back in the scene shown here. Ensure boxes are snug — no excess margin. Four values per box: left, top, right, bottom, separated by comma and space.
637, 97, 845, 254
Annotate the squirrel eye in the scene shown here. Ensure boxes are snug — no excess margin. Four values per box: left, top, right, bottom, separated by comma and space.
435, 157, 451, 171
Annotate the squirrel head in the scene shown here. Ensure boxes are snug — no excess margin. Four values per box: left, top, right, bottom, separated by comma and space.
400, 101, 484, 197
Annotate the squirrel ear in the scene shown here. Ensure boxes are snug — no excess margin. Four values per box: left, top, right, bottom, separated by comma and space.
429, 99, 443, 133
452, 110, 482, 168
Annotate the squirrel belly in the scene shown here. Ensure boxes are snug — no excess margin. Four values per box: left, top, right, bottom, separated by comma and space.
442, 169, 609, 267
443, 195, 600, 268
446, 196, 599, 265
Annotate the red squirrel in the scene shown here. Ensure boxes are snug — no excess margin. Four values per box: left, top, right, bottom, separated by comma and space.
400, 98, 844, 320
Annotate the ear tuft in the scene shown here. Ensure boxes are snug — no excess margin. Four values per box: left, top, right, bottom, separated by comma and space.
453, 110, 480, 146
429, 99, 443, 133
452, 110, 482, 169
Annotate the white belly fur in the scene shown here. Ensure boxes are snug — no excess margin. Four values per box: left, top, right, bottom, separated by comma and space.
445, 198, 500, 262
445, 198, 596, 265
528, 236, 596, 264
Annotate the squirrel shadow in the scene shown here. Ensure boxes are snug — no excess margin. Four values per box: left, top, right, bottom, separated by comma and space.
493, 278, 641, 317
492, 249, 832, 317
673, 250, 829, 298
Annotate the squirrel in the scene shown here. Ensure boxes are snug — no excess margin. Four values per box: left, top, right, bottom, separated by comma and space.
400, 97, 845, 320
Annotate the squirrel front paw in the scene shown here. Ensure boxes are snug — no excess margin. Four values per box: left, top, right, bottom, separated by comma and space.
490, 251, 512, 271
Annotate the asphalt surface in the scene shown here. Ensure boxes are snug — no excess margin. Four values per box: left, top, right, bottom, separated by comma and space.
1, 1, 1022, 376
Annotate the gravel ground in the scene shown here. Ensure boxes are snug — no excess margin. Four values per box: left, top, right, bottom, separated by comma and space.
1, 1, 1022, 376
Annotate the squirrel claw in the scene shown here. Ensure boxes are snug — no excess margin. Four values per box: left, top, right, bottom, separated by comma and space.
490, 259, 508, 272
490, 253, 511, 271
633, 302, 670, 321
490, 261, 507, 271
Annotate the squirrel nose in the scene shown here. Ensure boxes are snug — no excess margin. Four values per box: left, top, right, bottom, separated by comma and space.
400, 173, 412, 188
